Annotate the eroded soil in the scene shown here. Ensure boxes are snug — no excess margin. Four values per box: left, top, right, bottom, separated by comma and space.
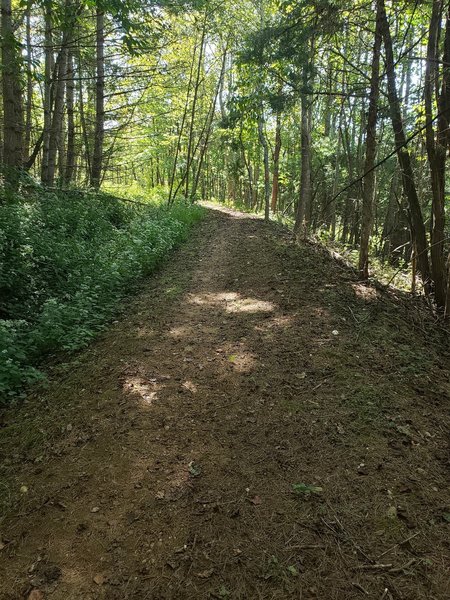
0, 206, 449, 599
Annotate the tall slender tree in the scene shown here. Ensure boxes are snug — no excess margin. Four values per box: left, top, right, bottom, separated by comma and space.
358, 2, 382, 279
1, 0, 24, 182
379, 0, 431, 289
90, 8, 105, 188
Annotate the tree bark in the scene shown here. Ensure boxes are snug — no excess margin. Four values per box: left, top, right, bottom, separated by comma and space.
294, 88, 312, 238
1, 0, 24, 181
45, 41, 68, 185
191, 45, 228, 201
90, 9, 105, 188
425, 1, 450, 310
379, 0, 431, 289
168, 38, 198, 204
294, 42, 314, 239
41, 5, 54, 183
239, 126, 254, 208
358, 2, 383, 278
65, 52, 76, 184
258, 110, 271, 222
184, 13, 207, 200
271, 111, 282, 213
24, 8, 33, 161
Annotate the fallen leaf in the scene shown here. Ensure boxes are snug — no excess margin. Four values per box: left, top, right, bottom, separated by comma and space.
91, 506, 100, 513
20, 485, 28, 494
93, 573, 105, 585
249, 495, 262, 505
195, 568, 214, 579
28, 590, 44, 600
182, 381, 197, 394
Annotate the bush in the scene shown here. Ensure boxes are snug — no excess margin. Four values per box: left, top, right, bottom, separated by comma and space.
0, 186, 204, 398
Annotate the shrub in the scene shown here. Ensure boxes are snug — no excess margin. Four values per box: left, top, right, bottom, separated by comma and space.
0, 186, 204, 398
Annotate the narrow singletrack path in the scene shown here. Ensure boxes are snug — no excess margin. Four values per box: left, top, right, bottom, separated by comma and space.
1, 207, 449, 599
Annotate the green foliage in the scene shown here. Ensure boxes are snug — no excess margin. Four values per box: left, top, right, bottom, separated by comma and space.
0, 187, 204, 398
0, 321, 44, 399
292, 482, 323, 495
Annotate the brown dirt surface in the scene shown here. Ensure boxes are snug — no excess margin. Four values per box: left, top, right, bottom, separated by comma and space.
0, 206, 449, 600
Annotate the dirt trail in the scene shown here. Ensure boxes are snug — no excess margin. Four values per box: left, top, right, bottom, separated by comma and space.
0, 206, 449, 600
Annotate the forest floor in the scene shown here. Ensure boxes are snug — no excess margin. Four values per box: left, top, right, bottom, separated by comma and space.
0, 205, 449, 600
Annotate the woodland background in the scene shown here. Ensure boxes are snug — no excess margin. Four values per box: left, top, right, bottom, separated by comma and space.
1, 0, 450, 395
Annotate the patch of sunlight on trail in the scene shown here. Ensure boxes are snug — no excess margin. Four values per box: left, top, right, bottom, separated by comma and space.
123, 376, 159, 406
225, 297, 275, 314
189, 291, 276, 314
352, 283, 379, 301
168, 325, 193, 338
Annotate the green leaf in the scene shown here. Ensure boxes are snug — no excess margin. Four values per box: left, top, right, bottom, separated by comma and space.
188, 461, 201, 477
293, 483, 323, 495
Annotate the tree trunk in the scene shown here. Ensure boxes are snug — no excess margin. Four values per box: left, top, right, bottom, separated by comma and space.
425, 0, 450, 309
78, 57, 91, 182
239, 127, 254, 207
185, 12, 207, 200
445, 252, 450, 318
294, 45, 314, 239
191, 45, 227, 200
41, 5, 54, 183
358, 2, 382, 278
90, 10, 105, 188
168, 37, 198, 204
65, 52, 76, 184
258, 111, 271, 222
45, 41, 68, 185
379, 0, 431, 288
294, 88, 312, 237
24, 8, 33, 161
1, 0, 23, 181
271, 111, 282, 212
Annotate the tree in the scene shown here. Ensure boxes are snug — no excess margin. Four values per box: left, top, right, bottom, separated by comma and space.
90, 7, 105, 188
424, 0, 450, 310
379, 0, 431, 289
1, 0, 23, 183
358, 2, 382, 279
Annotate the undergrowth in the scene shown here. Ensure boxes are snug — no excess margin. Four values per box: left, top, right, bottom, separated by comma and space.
0, 183, 204, 399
